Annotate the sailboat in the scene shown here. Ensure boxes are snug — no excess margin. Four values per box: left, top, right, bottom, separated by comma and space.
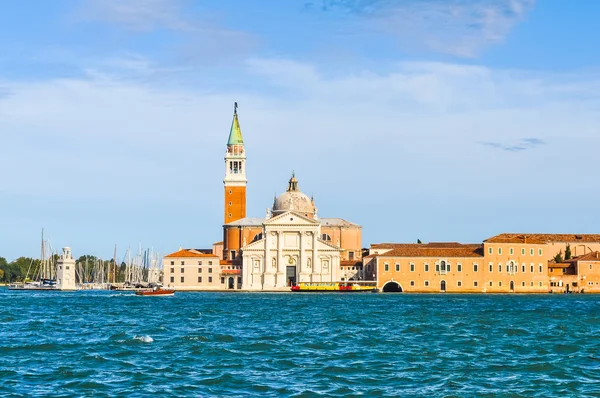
9, 229, 57, 290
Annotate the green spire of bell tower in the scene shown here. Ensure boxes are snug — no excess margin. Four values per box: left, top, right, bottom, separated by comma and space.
227, 102, 244, 145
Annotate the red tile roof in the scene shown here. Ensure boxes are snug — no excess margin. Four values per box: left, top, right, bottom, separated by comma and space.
564, 251, 600, 263
376, 243, 484, 258
164, 249, 218, 258
487, 233, 600, 244
484, 235, 546, 244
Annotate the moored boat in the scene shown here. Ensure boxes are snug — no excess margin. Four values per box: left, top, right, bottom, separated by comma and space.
135, 289, 175, 296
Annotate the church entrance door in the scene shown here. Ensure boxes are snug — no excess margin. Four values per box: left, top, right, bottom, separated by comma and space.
286, 266, 297, 286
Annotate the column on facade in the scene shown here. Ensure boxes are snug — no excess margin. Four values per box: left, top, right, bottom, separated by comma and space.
277, 230, 283, 287
312, 231, 319, 281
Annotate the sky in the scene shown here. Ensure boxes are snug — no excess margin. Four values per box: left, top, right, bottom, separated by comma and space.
1, 0, 600, 261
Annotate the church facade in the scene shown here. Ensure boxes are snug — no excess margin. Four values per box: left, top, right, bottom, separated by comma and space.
163, 104, 362, 291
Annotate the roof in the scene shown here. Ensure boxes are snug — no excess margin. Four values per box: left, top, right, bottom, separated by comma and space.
227, 107, 243, 145
320, 218, 360, 227
340, 261, 362, 267
213, 241, 223, 245
225, 216, 360, 227
375, 243, 484, 258
486, 233, 600, 244
225, 217, 265, 227
165, 249, 218, 258
484, 235, 546, 245
563, 251, 600, 263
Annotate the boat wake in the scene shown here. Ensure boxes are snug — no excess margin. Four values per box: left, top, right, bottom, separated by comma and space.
133, 335, 154, 343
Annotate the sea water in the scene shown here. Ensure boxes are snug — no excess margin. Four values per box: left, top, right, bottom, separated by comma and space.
1, 289, 600, 397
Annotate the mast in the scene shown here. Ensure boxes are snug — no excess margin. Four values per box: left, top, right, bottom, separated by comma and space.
113, 244, 117, 284
41, 228, 46, 280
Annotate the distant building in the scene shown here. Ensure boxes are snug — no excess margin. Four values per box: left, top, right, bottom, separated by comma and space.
369, 234, 600, 293
162, 249, 242, 290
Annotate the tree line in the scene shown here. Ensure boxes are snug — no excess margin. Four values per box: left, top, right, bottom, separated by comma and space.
0, 255, 129, 283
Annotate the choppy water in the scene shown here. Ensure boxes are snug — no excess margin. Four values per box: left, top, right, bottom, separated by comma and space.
1, 289, 600, 397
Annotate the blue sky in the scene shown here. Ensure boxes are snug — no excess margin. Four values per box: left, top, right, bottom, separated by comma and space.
2, 0, 600, 261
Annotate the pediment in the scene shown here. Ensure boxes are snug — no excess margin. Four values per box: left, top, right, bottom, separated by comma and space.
242, 237, 265, 251
264, 211, 320, 226
317, 238, 342, 251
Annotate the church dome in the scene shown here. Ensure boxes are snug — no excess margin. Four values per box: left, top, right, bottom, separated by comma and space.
272, 173, 316, 216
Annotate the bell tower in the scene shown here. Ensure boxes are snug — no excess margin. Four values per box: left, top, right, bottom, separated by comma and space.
223, 102, 247, 224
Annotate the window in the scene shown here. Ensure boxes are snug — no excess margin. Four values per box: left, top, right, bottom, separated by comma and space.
231, 250, 236, 259
498, 264, 502, 272
410, 263, 415, 272
170, 268, 174, 274
410, 281, 415, 286
498, 248, 502, 255
440, 261, 447, 273
498, 281, 502, 287
510, 248, 514, 255
457, 281, 462, 287
436, 263, 440, 272
474, 281, 478, 287
228, 213, 232, 218
170, 276, 174, 283
530, 248, 534, 255
531, 282, 534, 287
322, 234, 332, 241
229, 190, 232, 194
488, 247, 493, 254
349, 252, 355, 260
180, 276, 184, 283
539, 249, 543, 256
474, 264, 479, 272
208, 261, 213, 265
591, 264, 593, 270
522, 281, 525, 287
181, 261, 185, 265
539, 281, 542, 287
457, 263, 462, 272
538, 265, 542, 273
489, 281, 493, 287
199, 268, 202, 273
521, 248, 525, 255
506, 265, 510, 272
198, 276, 202, 283
395, 263, 400, 272
489, 263, 493, 272
180, 268, 184, 273
170, 261, 174, 266
209, 268, 213, 273
425, 263, 429, 272
530, 264, 534, 273
384, 263, 389, 272
424, 281, 430, 287
522, 265, 525, 273
198, 261, 202, 265
221, 277, 225, 284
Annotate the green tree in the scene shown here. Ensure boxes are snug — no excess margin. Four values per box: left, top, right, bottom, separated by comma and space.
0, 268, 4, 282
554, 250, 564, 264
565, 244, 572, 260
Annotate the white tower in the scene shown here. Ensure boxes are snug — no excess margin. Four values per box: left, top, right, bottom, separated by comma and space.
57, 247, 76, 290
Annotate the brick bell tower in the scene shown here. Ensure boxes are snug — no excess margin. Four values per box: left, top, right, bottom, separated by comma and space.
223, 102, 247, 225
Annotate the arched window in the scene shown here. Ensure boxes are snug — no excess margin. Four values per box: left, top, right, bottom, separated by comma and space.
440, 261, 446, 273
321, 234, 332, 241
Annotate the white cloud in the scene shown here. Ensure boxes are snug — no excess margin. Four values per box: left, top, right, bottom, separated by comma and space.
310, 0, 535, 57
2, 56, 600, 260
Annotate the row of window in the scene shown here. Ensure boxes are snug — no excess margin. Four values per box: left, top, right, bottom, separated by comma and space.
488, 247, 543, 256
384, 262, 544, 273
170, 260, 214, 266
407, 280, 544, 287
171, 267, 214, 274
170, 276, 243, 284
488, 263, 544, 273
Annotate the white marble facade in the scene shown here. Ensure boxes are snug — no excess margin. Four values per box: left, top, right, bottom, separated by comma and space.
241, 211, 341, 291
